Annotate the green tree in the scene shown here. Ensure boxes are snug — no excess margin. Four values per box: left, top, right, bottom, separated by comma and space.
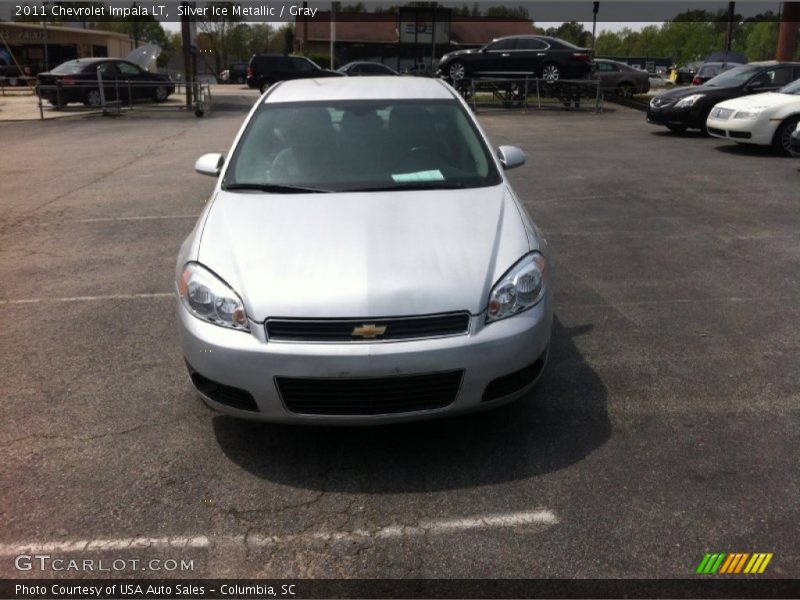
197, 1, 244, 75
744, 21, 779, 61
544, 21, 590, 47
484, 6, 528, 19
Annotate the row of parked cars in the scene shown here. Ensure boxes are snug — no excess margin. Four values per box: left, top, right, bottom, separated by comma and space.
234, 36, 651, 99
647, 61, 800, 156
219, 55, 399, 92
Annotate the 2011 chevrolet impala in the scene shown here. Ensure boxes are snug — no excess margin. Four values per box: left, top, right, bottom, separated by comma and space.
176, 76, 553, 424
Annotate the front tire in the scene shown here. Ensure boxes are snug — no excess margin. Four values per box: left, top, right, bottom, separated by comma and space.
153, 85, 168, 102
772, 116, 800, 157
448, 60, 466, 82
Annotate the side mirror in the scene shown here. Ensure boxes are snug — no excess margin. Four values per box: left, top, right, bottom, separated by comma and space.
195, 153, 224, 177
746, 80, 764, 91
497, 145, 526, 170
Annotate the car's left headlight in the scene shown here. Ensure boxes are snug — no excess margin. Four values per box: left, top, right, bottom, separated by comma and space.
675, 94, 705, 108
486, 252, 548, 323
733, 107, 767, 120
178, 262, 249, 331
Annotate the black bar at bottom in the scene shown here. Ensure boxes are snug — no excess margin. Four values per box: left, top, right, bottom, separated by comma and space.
2, 579, 799, 599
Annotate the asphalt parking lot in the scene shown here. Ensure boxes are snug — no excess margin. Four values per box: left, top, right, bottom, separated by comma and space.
1, 100, 798, 579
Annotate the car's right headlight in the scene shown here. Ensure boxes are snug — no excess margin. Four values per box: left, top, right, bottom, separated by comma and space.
178, 262, 249, 331
486, 252, 548, 324
733, 107, 767, 120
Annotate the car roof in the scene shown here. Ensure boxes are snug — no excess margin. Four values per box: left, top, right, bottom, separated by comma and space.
264, 76, 455, 103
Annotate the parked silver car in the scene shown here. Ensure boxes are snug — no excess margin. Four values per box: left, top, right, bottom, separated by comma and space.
177, 76, 553, 424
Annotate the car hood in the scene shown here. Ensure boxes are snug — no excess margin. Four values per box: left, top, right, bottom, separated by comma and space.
197, 186, 531, 320
716, 92, 800, 110
125, 44, 161, 71
442, 48, 480, 60
656, 83, 737, 100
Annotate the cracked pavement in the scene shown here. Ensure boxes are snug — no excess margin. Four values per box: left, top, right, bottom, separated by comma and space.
1, 101, 798, 579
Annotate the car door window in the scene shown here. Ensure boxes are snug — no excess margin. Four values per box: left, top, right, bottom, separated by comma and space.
751, 67, 792, 88
117, 62, 142, 77
291, 58, 315, 72
515, 38, 548, 51
95, 62, 118, 77
486, 39, 516, 52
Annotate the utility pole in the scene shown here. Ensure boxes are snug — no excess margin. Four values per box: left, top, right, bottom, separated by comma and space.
42, 1, 49, 72
724, 1, 735, 65
776, 2, 800, 61
181, 1, 193, 107
592, 2, 599, 51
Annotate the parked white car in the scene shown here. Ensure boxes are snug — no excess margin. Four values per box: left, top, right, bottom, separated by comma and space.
706, 78, 800, 155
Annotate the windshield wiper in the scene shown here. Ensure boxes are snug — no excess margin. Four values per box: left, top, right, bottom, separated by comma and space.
344, 182, 469, 192
223, 182, 332, 193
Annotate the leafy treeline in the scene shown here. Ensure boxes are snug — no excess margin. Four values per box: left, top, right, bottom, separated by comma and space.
542, 10, 791, 65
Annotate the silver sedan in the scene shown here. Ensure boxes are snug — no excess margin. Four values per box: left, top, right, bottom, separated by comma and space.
176, 76, 553, 424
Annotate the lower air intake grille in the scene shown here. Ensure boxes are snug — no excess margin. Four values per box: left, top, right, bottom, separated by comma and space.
482, 351, 547, 401
276, 370, 463, 415
708, 127, 726, 137
186, 363, 259, 412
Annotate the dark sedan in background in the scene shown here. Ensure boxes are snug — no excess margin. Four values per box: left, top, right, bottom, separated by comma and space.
36, 45, 173, 108
338, 61, 399, 76
438, 35, 594, 83
594, 58, 650, 96
647, 61, 800, 133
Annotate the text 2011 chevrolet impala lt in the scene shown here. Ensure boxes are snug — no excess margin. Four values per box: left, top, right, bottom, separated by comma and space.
176, 77, 552, 423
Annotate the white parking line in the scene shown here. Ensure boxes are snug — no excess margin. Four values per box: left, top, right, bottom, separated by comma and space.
0, 510, 558, 555
0, 293, 173, 305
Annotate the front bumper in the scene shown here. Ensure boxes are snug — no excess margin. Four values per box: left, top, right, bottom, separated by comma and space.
706, 116, 775, 145
177, 296, 553, 424
647, 104, 707, 129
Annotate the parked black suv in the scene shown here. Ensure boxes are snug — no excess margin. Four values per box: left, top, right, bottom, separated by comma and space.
437, 35, 594, 83
246, 55, 342, 92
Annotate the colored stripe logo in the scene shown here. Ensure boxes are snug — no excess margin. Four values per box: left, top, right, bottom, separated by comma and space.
697, 552, 773, 574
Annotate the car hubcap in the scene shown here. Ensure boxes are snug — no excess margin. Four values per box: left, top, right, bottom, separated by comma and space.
88, 90, 101, 106
450, 63, 465, 81
782, 124, 797, 154
543, 65, 559, 82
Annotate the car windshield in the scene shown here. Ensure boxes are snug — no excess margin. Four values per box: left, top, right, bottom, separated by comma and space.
224, 99, 502, 192
779, 79, 800, 95
50, 60, 87, 75
704, 64, 761, 87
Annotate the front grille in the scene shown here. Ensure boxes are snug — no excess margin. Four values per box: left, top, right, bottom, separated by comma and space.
729, 130, 752, 139
711, 107, 734, 120
707, 127, 726, 137
277, 370, 463, 415
266, 312, 470, 342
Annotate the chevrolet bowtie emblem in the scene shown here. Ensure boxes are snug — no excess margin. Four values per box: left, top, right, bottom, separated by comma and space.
351, 324, 387, 338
